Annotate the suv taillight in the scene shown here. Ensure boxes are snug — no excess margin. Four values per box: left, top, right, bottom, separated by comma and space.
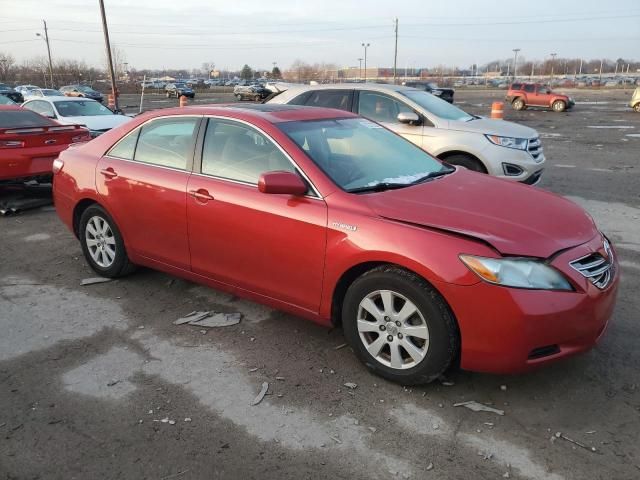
0, 140, 24, 148
52, 158, 64, 173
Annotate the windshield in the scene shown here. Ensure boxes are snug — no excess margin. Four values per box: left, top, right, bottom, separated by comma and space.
175, 83, 187, 88
400, 90, 473, 121
279, 117, 448, 192
0, 110, 56, 128
77, 86, 96, 93
53, 100, 114, 117
41, 89, 62, 96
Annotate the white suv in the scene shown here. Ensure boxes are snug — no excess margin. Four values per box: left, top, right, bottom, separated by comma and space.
268, 83, 545, 184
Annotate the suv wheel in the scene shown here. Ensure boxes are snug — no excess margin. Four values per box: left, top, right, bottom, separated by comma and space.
441, 154, 486, 173
79, 205, 135, 278
512, 98, 526, 110
236, 93, 242, 100
634, 103, 640, 112
342, 266, 459, 385
552, 100, 566, 112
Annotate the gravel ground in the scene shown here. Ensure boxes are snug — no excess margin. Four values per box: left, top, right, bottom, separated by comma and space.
1, 89, 639, 480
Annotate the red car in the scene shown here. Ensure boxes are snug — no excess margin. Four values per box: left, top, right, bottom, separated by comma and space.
52, 104, 618, 384
506, 83, 575, 112
0, 105, 91, 182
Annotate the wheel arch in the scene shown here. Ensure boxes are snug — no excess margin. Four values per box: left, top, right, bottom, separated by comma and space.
72, 198, 100, 238
436, 150, 488, 173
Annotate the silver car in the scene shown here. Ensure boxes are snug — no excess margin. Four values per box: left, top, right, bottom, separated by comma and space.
269, 83, 545, 184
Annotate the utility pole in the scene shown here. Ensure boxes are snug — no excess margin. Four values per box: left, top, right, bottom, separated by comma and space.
393, 18, 398, 84
36, 20, 54, 88
361, 43, 370, 82
550, 52, 557, 80
512, 48, 520, 80
357, 58, 363, 80
99, 0, 119, 111
599, 58, 603, 82
578, 58, 583, 75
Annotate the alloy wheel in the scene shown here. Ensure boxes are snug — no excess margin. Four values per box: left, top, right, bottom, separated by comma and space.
357, 290, 429, 370
85, 215, 116, 268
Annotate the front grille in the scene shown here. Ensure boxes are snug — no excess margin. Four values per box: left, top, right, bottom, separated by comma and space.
527, 137, 543, 163
570, 240, 615, 289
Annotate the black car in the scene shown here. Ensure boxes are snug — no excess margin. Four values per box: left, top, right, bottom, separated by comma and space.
403, 81, 455, 103
233, 84, 271, 101
0, 83, 24, 104
59, 85, 104, 103
165, 83, 195, 98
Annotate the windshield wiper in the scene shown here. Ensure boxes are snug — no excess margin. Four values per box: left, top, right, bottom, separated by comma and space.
346, 182, 411, 194
408, 167, 455, 185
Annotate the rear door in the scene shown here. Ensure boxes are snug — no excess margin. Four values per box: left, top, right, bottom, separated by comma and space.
186, 117, 327, 312
355, 90, 426, 148
96, 115, 202, 270
523, 84, 538, 105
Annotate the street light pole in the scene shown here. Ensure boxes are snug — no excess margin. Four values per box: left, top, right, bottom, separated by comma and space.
550, 52, 557, 80
361, 43, 370, 82
36, 20, 54, 88
99, 0, 119, 111
512, 48, 520, 81
393, 18, 398, 84
357, 58, 363, 81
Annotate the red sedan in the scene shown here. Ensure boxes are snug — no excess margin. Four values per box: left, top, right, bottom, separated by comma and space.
0, 105, 90, 182
52, 104, 618, 384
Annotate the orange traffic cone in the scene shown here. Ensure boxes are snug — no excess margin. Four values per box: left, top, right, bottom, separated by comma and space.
179, 95, 188, 107
108, 94, 115, 109
491, 101, 504, 119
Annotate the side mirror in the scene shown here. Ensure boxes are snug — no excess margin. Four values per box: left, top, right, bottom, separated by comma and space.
258, 171, 307, 196
46, 113, 57, 119
397, 112, 421, 125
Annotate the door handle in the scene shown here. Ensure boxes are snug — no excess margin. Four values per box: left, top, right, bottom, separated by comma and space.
189, 188, 215, 202
100, 167, 118, 179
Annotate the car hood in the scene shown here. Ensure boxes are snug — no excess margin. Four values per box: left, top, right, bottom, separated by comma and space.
57, 114, 132, 131
447, 117, 538, 138
364, 169, 597, 258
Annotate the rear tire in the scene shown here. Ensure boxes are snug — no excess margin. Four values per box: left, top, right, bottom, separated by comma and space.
79, 205, 135, 278
342, 266, 459, 385
512, 98, 526, 111
441, 154, 486, 173
552, 100, 566, 112
236, 93, 242, 100
634, 103, 640, 113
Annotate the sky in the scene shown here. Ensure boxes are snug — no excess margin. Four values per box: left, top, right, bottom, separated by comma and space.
0, 0, 639, 71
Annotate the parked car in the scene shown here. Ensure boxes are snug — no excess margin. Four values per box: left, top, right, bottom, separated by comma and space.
22, 97, 131, 137
402, 81, 455, 103
59, 85, 104, 103
233, 84, 271, 101
0, 105, 90, 182
629, 87, 640, 112
22, 88, 63, 100
14, 85, 39, 98
165, 82, 195, 98
51, 104, 618, 384
506, 83, 575, 112
269, 83, 545, 184
0, 83, 24, 103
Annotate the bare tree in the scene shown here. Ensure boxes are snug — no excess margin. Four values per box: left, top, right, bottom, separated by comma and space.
0, 52, 15, 81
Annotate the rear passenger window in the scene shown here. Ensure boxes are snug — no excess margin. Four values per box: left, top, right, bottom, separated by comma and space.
201, 119, 296, 184
108, 128, 139, 160
511, 83, 522, 90
288, 92, 312, 105
134, 117, 199, 170
524, 84, 535, 93
304, 91, 353, 111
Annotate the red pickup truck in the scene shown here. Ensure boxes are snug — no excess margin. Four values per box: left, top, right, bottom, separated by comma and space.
506, 83, 575, 112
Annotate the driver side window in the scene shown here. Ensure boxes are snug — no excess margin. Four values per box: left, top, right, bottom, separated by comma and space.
358, 91, 413, 124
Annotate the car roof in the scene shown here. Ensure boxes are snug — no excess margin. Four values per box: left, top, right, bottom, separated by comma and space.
154, 103, 358, 123
24, 96, 97, 103
279, 82, 418, 95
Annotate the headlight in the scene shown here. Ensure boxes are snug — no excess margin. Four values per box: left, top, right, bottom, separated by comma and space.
485, 135, 528, 150
460, 255, 572, 290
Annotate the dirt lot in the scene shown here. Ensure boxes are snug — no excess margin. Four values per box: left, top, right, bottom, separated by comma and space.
1, 89, 639, 480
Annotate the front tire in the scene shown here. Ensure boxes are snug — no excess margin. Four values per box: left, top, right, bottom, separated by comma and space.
441, 154, 486, 173
79, 205, 135, 278
634, 103, 640, 113
342, 266, 459, 385
512, 98, 526, 110
552, 100, 566, 112
236, 93, 242, 100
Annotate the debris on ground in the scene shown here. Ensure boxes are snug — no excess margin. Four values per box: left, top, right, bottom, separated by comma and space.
343, 382, 357, 390
173, 310, 242, 327
426, 463, 433, 471
552, 431, 597, 452
80, 277, 112, 286
106, 380, 120, 387
454, 401, 505, 416
330, 436, 342, 444
184, 417, 192, 422
248, 367, 259, 372
500, 385, 508, 391
441, 381, 455, 387
251, 382, 269, 406
275, 376, 285, 381
333, 343, 348, 350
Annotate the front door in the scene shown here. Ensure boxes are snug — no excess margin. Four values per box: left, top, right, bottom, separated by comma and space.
96, 116, 201, 270
186, 118, 327, 313
356, 90, 425, 148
